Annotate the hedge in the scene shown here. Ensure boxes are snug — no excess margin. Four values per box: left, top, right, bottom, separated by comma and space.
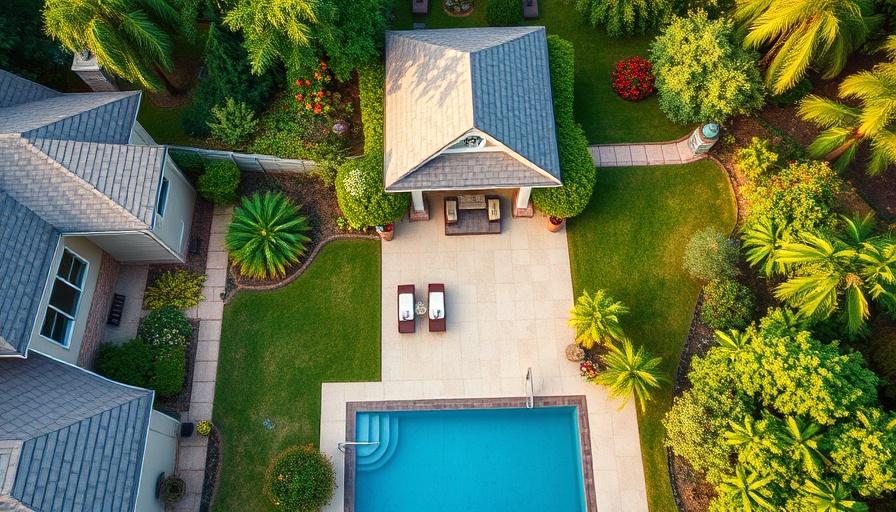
197, 160, 241, 205
335, 63, 408, 228
486, 0, 523, 26
531, 35, 597, 219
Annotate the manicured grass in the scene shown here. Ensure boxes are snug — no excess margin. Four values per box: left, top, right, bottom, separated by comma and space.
213, 239, 381, 512
390, 0, 689, 143
566, 161, 736, 512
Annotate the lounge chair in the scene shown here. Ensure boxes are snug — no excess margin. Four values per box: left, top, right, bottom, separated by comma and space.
428, 283, 446, 332
398, 284, 415, 333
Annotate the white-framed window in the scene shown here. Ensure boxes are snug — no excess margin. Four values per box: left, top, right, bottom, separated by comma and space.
40, 249, 88, 347
157, 176, 170, 217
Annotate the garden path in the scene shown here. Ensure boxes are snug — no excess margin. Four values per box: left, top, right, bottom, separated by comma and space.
589, 135, 704, 167
171, 204, 232, 512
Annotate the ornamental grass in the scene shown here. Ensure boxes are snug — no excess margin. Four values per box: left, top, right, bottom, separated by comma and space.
226, 192, 311, 280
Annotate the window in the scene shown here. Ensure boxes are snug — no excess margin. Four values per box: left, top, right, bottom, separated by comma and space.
40, 249, 88, 346
157, 177, 170, 217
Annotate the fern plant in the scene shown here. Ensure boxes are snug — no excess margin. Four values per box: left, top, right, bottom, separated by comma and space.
225, 192, 311, 279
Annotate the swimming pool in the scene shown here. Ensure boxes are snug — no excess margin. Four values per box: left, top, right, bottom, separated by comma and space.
351, 404, 587, 511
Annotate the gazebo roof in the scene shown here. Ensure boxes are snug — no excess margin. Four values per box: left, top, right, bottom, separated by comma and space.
383, 27, 561, 191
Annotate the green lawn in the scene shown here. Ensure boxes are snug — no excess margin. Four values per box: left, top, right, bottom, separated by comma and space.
390, 0, 689, 144
212, 239, 382, 512
566, 161, 736, 512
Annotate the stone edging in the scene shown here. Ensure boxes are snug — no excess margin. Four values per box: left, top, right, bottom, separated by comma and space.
224, 233, 379, 302
665, 154, 743, 512
587, 132, 693, 150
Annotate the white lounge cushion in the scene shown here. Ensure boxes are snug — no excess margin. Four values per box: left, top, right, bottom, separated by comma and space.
429, 292, 444, 319
399, 293, 414, 321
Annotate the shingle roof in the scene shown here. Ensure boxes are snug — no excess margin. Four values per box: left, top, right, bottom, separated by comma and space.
0, 190, 59, 357
0, 352, 152, 512
0, 72, 60, 108
386, 151, 560, 191
383, 27, 561, 191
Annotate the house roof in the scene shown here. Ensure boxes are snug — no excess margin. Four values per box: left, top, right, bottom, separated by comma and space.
383, 27, 561, 191
0, 352, 152, 512
0, 69, 164, 233
0, 190, 59, 357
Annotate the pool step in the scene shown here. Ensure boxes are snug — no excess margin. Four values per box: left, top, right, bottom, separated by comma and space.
356, 414, 399, 471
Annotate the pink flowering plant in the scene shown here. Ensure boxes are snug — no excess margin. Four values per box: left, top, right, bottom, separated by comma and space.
611, 57, 656, 101
580, 359, 600, 383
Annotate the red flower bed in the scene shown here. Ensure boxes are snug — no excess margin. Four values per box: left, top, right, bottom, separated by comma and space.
611, 57, 656, 102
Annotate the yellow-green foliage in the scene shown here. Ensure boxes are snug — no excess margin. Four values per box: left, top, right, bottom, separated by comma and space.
650, 9, 764, 123
143, 269, 206, 310
265, 444, 336, 511
574, 0, 671, 37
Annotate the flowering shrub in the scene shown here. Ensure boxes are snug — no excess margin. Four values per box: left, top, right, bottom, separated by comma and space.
580, 360, 600, 382
611, 57, 656, 101
138, 306, 192, 349
265, 444, 335, 511
294, 62, 335, 116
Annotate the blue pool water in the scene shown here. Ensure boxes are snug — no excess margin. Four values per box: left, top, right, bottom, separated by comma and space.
353, 406, 586, 512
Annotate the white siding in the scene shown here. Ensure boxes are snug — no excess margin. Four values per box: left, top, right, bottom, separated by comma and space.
28, 237, 103, 363
152, 159, 195, 260
135, 411, 179, 512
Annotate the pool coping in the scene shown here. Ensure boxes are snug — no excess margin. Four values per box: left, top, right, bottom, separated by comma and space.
343, 395, 596, 512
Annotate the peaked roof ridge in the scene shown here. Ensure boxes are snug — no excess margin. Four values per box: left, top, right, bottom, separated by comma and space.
15, 91, 141, 145
471, 126, 562, 183
388, 26, 543, 54
0, 70, 61, 108
0, 136, 150, 232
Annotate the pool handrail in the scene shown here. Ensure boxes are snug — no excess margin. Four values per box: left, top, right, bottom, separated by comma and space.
526, 367, 534, 409
338, 441, 380, 453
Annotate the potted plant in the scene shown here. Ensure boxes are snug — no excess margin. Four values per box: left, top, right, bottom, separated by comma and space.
196, 420, 213, 436
159, 475, 186, 503
376, 223, 394, 241
547, 216, 565, 232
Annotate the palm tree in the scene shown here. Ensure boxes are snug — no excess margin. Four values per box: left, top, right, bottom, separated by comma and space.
799, 36, 896, 175
742, 217, 786, 277
734, 0, 879, 95
715, 329, 751, 360
718, 465, 775, 511
594, 339, 665, 412
774, 416, 831, 476
225, 192, 312, 280
773, 214, 896, 335
567, 290, 629, 349
724, 416, 768, 462
222, 0, 318, 75
801, 479, 868, 512
43, 0, 179, 91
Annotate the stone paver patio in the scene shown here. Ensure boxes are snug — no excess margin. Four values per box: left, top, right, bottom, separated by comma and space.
319, 192, 648, 512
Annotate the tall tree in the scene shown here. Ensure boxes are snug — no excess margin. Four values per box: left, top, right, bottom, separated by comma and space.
773, 214, 896, 336
43, 0, 180, 91
222, 0, 318, 75
799, 36, 896, 175
734, 0, 880, 94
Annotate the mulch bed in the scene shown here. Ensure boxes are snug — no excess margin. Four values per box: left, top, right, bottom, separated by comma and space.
152, 317, 200, 413
200, 428, 224, 512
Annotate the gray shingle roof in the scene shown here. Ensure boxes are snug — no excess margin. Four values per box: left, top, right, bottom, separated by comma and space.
0, 71, 60, 108
0, 352, 152, 512
383, 27, 561, 191
0, 190, 59, 357
387, 151, 560, 191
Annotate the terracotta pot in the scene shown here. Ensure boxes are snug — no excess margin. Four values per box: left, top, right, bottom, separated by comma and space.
547, 216, 565, 232
377, 224, 394, 241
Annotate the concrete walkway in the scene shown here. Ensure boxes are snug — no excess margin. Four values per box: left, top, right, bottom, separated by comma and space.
320, 192, 648, 512
171, 204, 232, 512
589, 136, 704, 167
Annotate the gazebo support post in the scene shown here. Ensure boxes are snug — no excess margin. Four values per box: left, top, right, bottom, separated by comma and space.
409, 190, 430, 221
513, 187, 534, 218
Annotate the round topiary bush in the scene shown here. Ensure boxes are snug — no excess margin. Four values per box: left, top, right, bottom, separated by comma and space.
682, 226, 739, 282
138, 306, 193, 349
144, 269, 206, 310
197, 161, 241, 205
226, 191, 312, 279
611, 57, 656, 101
335, 156, 409, 229
265, 444, 336, 512
486, 0, 522, 26
700, 279, 755, 330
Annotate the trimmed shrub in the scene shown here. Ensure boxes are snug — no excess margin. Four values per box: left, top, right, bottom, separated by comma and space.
335, 63, 409, 228
532, 35, 596, 219
208, 97, 259, 147
574, 0, 672, 37
143, 269, 206, 310
265, 444, 336, 511
150, 345, 187, 399
95, 339, 155, 388
226, 192, 312, 279
735, 137, 779, 183
683, 226, 738, 282
168, 150, 205, 181
650, 10, 764, 123
138, 306, 192, 349
486, 0, 523, 26
197, 161, 241, 205
700, 279, 755, 330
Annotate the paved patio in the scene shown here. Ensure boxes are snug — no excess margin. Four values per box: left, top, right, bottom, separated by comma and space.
320, 192, 648, 511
